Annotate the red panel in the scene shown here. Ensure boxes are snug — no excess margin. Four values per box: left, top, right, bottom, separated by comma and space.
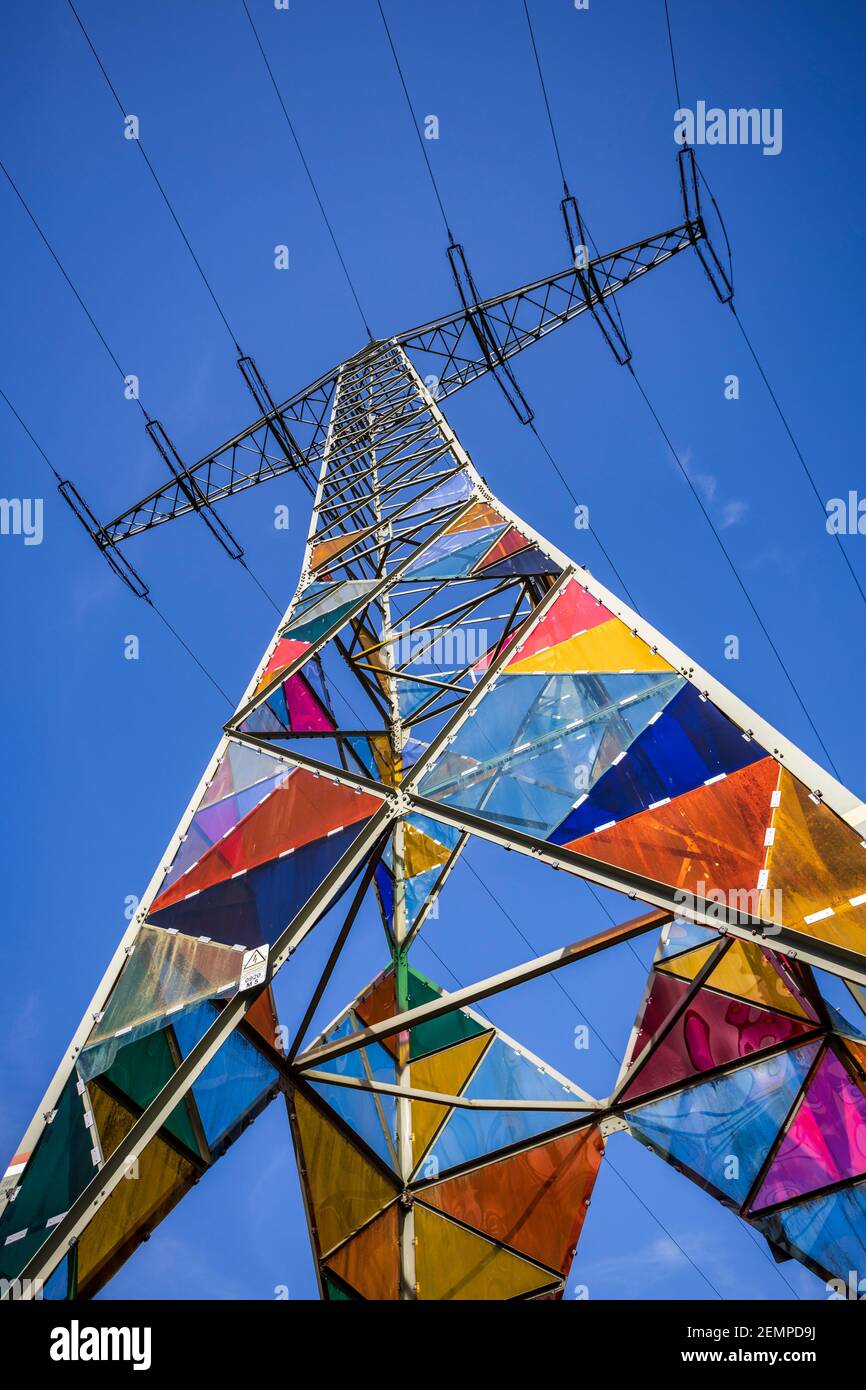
152, 771, 381, 909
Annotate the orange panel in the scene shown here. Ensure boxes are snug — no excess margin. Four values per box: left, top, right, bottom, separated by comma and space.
445, 501, 505, 534
311, 527, 373, 572
764, 770, 866, 952
474, 526, 531, 571
325, 1203, 399, 1300
564, 757, 778, 898
419, 1125, 603, 1275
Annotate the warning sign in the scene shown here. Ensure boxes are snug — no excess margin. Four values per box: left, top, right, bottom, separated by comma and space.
239, 945, 269, 992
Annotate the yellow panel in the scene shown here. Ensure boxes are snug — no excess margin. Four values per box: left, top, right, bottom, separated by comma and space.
414, 1204, 554, 1300
404, 822, 452, 878
77, 1086, 195, 1296
294, 1090, 397, 1256
658, 940, 717, 983
506, 617, 673, 674
764, 770, 866, 952
445, 501, 504, 535
659, 938, 808, 1017
410, 1033, 492, 1168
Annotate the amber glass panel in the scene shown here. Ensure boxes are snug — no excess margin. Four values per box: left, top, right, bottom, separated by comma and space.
77, 1086, 195, 1296
413, 1204, 555, 1300
293, 1091, 397, 1256
765, 770, 866, 951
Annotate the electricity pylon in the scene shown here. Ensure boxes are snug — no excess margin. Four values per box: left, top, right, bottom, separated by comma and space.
5, 155, 866, 1301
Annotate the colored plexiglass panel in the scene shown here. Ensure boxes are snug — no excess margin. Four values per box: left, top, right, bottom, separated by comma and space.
419, 671, 682, 839
563, 756, 778, 899
97, 1026, 202, 1157
76, 1086, 196, 1297
621, 970, 814, 1102
410, 1032, 492, 1169
427, 1038, 585, 1173
293, 1091, 397, 1256
625, 1043, 819, 1204
658, 917, 720, 961
752, 1048, 866, 1210
764, 770, 866, 952
354, 966, 487, 1062
84, 927, 244, 1054
171, 1003, 278, 1148
146, 828, 366, 949
421, 1124, 603, 1275
151, 770, 380, 911
552, 685, 765, 840
506, 615, 673, 676
0, 1076, 94, 1281
310, 1018, 398, 1171
404, 526, 509, 581
755, 1181, 866, 1285
659, 938, 810, 1019
414, 1203, 554, 1300
503, 579, 613, 670
325, 1202, 399, 1299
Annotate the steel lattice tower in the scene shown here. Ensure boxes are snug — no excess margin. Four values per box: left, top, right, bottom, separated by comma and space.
5, 157, 866, 1300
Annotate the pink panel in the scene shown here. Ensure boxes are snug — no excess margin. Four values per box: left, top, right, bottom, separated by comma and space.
752, 1049, 866, 1209
622, 971, 814, 1103
503, 579, 613, 669
284, 674, 333, 732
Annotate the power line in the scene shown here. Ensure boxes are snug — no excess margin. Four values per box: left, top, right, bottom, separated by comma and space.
521, 0, 569, 198
239, 0, 374, 342
627, 362, 841, 777
663, 0, 866, 617
2, 142, 289, 623
0, 388, 234, 707
730, 303, 866, 611
65, 0, 243, 354
375, 0, 454, 240
663, 0, 684, 111
518, 0, 841, 776
0, 156, 149, 420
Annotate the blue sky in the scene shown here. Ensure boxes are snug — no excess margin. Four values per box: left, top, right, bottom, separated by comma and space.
1, 0, 865, 1301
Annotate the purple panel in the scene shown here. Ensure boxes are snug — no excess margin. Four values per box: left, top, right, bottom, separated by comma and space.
752, 1049, 866, 1210
622, 971, 814, 1102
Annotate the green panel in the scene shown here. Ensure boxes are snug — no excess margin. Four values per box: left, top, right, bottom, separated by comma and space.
0, 1075, 94, 1280
102, 1027, 203, 1159
408, 967, 487, 1060
323, 1272, 357, 1300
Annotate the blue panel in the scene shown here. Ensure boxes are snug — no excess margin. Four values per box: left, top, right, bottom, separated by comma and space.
311, 1019, 397, 1169
756, 1181, 866, 1281
477, 545, 560, 577
397, 678, 440, 719
426, 1037, 583, 1172
407, 813, 461, 853
420, 671, 681, 839
813, 968, 866, 1041
402, 473, 472, 517
172, 1003, 278, 1147
405, 867, 443, 929
625, 1043, 818, 1203
658, 917, 720, 962
549, 685, 765, 841
405, 526, 508, 580
375, 861, 394, 923
148, 825, 367, 948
